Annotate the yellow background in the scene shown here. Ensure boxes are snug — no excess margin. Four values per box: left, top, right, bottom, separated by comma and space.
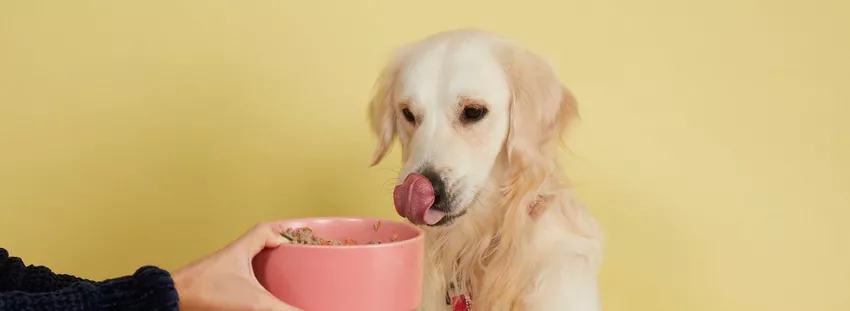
1, 1, 848, 310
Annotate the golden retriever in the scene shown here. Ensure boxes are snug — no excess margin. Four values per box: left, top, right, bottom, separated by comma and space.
368, 29, 604, 311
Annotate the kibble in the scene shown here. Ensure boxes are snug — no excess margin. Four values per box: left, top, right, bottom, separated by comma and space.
283, 223, 398, 246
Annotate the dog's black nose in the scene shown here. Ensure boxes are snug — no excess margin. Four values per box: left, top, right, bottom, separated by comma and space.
420, 168, 447, 211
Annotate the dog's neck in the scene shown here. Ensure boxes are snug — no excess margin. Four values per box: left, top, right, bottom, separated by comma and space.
423, 152, 564, 310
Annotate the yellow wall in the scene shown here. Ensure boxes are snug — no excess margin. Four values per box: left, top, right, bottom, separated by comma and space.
1, 1, 847, 310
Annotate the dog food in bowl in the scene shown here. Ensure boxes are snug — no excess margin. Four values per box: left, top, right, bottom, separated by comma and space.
284, 225, 399, 245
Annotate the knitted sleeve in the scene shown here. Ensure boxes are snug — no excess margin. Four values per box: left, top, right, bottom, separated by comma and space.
0, 248, 180, 311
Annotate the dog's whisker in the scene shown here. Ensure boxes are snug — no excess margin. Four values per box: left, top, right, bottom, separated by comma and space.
378, 167, 402, 174
380, 177, 399, 187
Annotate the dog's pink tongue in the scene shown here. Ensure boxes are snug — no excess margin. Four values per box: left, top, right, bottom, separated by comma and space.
393, 173, 445, 225
423, 209, 446, 225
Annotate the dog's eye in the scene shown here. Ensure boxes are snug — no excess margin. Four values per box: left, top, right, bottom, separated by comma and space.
401, 108, 416, 123
461, 106, 488, 123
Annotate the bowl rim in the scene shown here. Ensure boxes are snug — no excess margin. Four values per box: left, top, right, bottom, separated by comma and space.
274, 217, 424, 250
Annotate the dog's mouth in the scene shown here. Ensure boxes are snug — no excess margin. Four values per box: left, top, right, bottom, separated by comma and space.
393, 173, 467, 226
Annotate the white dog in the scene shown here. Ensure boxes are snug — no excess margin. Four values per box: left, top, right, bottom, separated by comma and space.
368, 29, 604, 311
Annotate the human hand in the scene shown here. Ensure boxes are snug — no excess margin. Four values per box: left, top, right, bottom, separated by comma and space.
172, 222, 301, 311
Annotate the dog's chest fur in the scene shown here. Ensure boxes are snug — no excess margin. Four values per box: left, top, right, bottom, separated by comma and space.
416, 189, 603, 311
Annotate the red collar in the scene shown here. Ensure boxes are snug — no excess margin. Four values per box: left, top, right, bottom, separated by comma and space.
446, 282, 471, 311
450, 294, 471, 311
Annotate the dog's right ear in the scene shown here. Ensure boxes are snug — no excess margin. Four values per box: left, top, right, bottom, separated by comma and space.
367, 56, 403, 167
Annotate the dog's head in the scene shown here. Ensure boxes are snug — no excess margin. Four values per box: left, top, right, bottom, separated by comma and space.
369, 29, 577, 227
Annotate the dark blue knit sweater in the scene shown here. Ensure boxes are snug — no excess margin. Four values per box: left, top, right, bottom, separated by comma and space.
0, 248, 179, 311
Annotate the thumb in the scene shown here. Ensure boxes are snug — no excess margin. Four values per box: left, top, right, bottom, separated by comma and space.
239, 222, 291, 256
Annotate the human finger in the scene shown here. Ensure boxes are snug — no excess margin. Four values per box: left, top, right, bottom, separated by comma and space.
237, 222, 291, 256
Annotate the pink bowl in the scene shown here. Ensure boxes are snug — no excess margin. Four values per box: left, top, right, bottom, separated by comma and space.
253, 217, 424, 311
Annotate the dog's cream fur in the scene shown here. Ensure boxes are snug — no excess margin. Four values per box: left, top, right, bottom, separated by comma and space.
368, 29, 604, 311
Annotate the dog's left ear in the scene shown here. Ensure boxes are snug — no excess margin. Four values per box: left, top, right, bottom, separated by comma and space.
367, 56, 404, 166
500, 45, 579, 165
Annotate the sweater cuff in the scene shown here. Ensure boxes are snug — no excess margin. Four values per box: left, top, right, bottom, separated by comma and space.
95, 266, 179, 311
